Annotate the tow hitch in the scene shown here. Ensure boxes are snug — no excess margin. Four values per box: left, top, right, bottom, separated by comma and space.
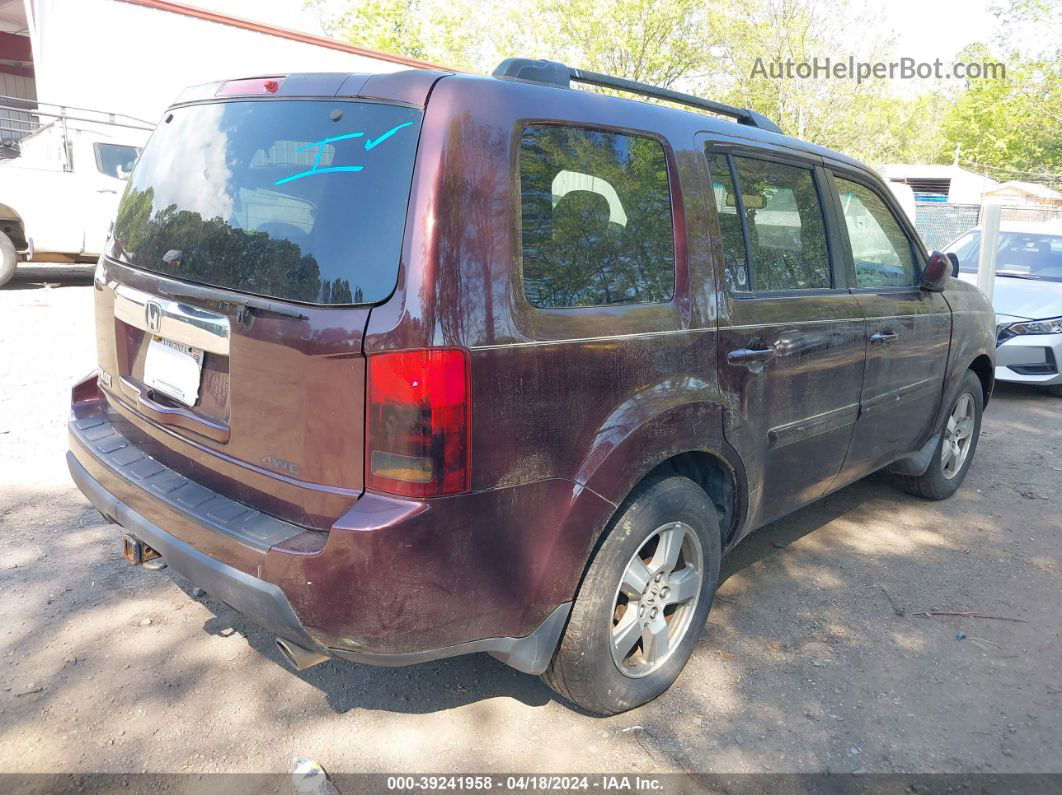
122, 534, 166, 570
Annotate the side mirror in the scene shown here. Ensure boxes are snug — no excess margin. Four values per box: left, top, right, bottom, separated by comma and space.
920, 250, 951, 292
945, 252, 960, 278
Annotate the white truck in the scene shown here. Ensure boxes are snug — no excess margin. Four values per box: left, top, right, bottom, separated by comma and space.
0, 98, 153, 286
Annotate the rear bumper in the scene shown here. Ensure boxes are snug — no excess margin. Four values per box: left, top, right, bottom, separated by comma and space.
68, 448, 572, 674
67, 393, 599, 673
68, 451, 320, 650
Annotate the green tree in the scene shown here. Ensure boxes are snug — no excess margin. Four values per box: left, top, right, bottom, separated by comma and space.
700, 0, 951, 165
311, 0, 500, 70
533, 0, 711, 88
311, 0, 713, 85
937, 43, 1061, 181
309, 0, 1060, 178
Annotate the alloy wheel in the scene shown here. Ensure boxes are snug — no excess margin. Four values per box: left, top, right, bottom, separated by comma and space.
941, 391, 976, 479
609, 521, 703, 678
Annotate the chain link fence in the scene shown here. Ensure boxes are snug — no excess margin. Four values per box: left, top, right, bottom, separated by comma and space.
915, 202, 1062, 250
914, 203, 982, 249
999, 205, 1062, 226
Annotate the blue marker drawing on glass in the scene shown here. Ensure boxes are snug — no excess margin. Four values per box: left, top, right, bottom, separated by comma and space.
274, 123, 413, 186
274, 132, 364, 185
364, 122, 413, 151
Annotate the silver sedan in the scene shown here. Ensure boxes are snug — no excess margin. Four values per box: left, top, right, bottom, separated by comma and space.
948, 222, 1062, 396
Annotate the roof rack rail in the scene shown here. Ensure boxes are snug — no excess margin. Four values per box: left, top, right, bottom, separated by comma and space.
492, 58, 782, 135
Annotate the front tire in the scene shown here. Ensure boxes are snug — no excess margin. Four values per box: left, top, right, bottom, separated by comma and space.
542, 474, 721, 714
0, 231, 16, 288
894, 370, 983, 500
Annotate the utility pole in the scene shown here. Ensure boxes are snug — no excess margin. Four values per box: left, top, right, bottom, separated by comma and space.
977, 200, 1002, 304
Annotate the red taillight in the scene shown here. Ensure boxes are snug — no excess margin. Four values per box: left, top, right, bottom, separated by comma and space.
366, 349, 470, 498
215, 77, 284, 97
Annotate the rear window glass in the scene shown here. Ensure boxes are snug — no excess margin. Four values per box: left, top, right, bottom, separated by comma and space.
519, 125, 675, 308
111, 99, 421, 305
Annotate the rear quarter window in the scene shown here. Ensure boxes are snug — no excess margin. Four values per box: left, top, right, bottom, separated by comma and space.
519, 125, 675, 308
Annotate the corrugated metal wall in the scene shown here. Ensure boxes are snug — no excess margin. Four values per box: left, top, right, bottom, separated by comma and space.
0, 71, 37, 142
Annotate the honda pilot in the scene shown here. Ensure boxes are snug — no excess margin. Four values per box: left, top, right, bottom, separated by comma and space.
68, 60, 996, 714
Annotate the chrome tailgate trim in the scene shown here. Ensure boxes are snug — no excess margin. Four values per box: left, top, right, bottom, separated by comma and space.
114, 284, 230, 355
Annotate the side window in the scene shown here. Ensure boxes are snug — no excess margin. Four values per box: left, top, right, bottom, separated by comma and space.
731, 156, 831, 291
519, 125, 675, 308
836, 177, 916, 288
705, 153, 750, 291
948, 231, 981, 273
94, 143, 140, 179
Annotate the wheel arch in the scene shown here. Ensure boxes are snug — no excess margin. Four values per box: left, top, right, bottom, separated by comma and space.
570, 400, 748, 578
536, 398, 749, 622
643, 451, 742, 545
969, 353, 994, 407
544, 443, 744, 661
0, 202, 28, 250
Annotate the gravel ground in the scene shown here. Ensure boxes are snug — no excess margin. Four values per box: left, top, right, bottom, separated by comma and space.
1, 265, 1060, 781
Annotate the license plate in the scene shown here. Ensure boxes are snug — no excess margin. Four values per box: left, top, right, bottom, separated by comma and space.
143, 337, 204, 406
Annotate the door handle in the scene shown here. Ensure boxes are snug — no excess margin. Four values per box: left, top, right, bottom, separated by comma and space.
96, 188, 118, 194
727, 345, 777, 366
869, 330, 898, 344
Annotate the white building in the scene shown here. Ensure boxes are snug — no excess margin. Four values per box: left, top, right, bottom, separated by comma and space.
983, 180, 1062, 208
1, 0, 35, 141
880, 164, 999, 205
10, 0, 441, 126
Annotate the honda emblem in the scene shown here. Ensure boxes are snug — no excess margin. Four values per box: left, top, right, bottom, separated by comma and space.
145, 301, 163, 334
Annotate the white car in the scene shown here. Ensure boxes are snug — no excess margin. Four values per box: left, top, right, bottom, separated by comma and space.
948, 221, 1062, 396
0, 110, 151, 286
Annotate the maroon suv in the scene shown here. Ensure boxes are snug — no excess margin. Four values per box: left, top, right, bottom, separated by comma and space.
68, 60, 996, 714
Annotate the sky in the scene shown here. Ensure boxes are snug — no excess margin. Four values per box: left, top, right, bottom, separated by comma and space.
875, 0, 999, 60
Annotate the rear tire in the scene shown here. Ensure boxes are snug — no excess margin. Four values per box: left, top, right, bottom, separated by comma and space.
894, 370, 983, 500
0, 231, 16, 288
542, 474, 721, 715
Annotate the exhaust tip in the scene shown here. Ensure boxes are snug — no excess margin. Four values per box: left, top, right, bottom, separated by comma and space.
276, 638, 330, 671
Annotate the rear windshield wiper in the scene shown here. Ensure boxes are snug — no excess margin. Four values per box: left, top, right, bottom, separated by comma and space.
156, 279, 310, 319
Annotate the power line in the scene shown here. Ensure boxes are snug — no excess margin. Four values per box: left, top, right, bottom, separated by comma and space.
959, 158, 1062, 185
